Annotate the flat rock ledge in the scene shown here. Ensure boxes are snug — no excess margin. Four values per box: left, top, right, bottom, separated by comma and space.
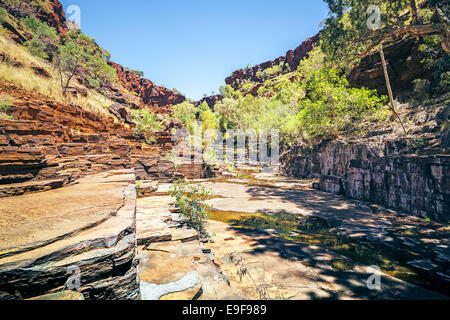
0, 169, 140, 300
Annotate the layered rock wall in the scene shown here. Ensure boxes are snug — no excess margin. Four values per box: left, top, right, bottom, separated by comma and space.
0, 170, 140, 300
0, 80, 201, 198
282, 142, 449, 223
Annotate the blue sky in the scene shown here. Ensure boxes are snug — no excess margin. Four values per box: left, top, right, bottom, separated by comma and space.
60, 0, 329, 100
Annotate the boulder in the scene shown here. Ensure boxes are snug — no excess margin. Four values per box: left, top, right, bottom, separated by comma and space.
30, 64, 51, 78
108, 103, 134, 124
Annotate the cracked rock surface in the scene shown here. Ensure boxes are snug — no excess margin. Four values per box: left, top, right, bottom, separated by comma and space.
0, 169, 140, 300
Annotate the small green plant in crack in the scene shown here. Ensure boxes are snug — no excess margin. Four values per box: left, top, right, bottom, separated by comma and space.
169, 179, 214, 234
136, 180, 142, 196
406, 137, 427, 151
131, 109, 165, 144
0, 94, 14, 120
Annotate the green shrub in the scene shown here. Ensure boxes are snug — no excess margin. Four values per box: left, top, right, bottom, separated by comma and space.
131, 109, 165, 144
54, 29, 117, 94
20, 16, 59, 42
0, 7, 8, 23
24, 39, 48, 59
87, 54, 117, 88
168, 179, 214, 233
296, 68, 387, 139
132, 70, 144, 77
419, 35, 450, 93
172, 101, 197, 134
0, 94, 14, 120
4, 0, 20, 9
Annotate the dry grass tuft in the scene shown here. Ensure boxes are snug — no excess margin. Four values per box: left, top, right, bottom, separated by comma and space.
0, 93, 14, 120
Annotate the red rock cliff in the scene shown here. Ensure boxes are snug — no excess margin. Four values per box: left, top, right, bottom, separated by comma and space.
37, 0, 68, 35
108, 61, 186, 113
225, 33, 320, 87
348, 37, 432, 96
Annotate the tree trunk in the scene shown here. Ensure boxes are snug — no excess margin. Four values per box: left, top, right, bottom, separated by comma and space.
379, 44, 407, 135
410, 0, 418, 24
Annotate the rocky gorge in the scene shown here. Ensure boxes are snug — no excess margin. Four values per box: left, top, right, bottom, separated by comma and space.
0, 0, 449, 301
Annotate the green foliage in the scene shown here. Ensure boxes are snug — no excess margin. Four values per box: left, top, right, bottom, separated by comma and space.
0, 7, 8, 23
168, 179, 214, 233
295, 68, 387, 139
132, 70, 144, 77
320, 0, 427, 69
20, 17, 59, 60
54, 29, 117, 93
198, 101, 218, 132
0, 94, 14, 120
171, 101, 197, 134
419, 35, 450, 92
219, 85, 241, 99
198, 101, 218, 152
54, 39, 85, 94
4, 0, 21, 8
124, 67, 144, 77
131, 109, 165, 144
135, 181, 142, 196
214, 44, 387, 145
24, 39, 48, 59
171, 101, 218, 156
297, 46, 326, 79
256, 62, 288, 81
86, 54, 117, 88
20, 16, 59, 42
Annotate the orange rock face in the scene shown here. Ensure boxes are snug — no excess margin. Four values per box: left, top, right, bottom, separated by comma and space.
37, 0, 69, 35
108, 61, 186, 113
0, 81, 186, 197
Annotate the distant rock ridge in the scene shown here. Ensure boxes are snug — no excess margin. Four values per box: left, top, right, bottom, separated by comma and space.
108, 61, 186, 113
193, 94, 222, 109
225, 33, 320, 88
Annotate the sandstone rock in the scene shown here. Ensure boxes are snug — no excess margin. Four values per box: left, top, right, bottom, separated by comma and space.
441, 129, 450, 148
64, 86, 87, 97
140, 271, 198, 300
407, 259, 438, 271
36, 0, 68, 35
0, 170, 139, 300
108, 103, 133, 124
1, 21, 28, 45
194, 95, 222, 109
27, 290, 84, 300
348, 37, 432, 96
281, 141, 450, 223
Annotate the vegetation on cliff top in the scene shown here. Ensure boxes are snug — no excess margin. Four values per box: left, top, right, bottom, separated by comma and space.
0, 34, 116, 117
172, 45, 388, 147
321, 0, 449, 70
0, 4, 121, 116
170, 0, 448, 149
